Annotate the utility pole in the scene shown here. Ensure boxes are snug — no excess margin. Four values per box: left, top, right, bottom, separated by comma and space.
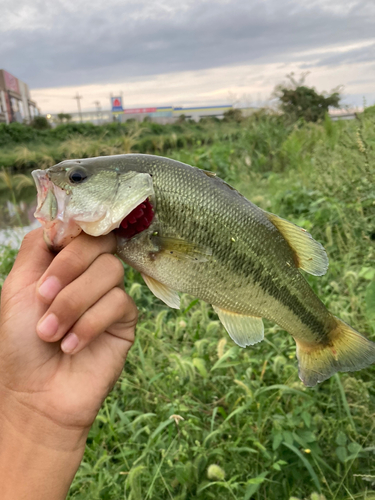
93, 100, 101, 125
73, 92, 83, 122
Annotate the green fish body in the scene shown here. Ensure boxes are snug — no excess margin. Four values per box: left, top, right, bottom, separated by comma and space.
32, 154, 375, 386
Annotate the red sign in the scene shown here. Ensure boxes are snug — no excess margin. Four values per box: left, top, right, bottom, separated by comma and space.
4, 71, 20, 93
111, 96, 123, 112
123, 107, 157, 114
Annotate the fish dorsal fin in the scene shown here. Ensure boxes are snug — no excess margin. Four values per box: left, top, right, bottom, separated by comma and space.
213, 306, 264, 347
152, 235, 212, 262
265, 212, 328, 276
141, 273, 180, 309
202, 169, 217, 178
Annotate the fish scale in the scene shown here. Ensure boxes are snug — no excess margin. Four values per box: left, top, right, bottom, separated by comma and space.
32, 153, 375, 386
121, 157, 327, 330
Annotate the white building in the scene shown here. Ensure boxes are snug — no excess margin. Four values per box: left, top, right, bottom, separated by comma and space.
47, 104, 254, 125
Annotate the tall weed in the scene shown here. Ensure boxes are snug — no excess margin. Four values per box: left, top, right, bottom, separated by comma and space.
0, 111, 374, 499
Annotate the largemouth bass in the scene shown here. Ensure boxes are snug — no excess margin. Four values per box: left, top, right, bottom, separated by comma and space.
32, 154, 375, 386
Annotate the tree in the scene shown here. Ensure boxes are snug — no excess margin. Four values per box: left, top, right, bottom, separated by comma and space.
177, 114, 187, 123
223, 108, 243, 123
274, 73, 341, 122
57, 113, 72, 123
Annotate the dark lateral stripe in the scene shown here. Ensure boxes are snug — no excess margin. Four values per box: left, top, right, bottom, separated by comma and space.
221, 241, 326, 338
162, 205, 327, 338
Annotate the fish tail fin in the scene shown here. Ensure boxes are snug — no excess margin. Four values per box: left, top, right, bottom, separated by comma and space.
296, 317, 375, 386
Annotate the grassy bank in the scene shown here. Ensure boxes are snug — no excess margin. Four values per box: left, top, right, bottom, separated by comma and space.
0, 119, 245, 170
1, 109, 375, 499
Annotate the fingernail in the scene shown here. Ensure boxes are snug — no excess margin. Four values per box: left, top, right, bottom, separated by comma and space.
61, 333, 79, 354
38, 277, 62, 302
37, 313, 59, 339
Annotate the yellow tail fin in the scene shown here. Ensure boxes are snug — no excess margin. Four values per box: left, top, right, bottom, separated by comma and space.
296, 318, 375, 386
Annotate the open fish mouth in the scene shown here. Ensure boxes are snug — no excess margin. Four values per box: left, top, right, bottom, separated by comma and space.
32, 166, 156, 251
32, 169, 82, 251
33, 169, 63, 222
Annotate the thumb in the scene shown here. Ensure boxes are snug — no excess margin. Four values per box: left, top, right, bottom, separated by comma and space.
10, 228, 54, 286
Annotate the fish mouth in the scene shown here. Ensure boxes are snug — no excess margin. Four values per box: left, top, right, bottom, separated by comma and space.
115, 198, 154, 239
32, 169, 82, 251
33, 169, 60, 222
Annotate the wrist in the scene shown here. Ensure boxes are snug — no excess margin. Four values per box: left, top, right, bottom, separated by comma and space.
0, 389, 89, 500
0, 385, 89, 452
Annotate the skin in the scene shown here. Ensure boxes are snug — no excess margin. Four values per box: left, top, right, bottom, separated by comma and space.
0, 228, 138, 500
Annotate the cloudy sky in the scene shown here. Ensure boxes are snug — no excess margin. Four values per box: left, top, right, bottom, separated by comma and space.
2, 0, 375, 113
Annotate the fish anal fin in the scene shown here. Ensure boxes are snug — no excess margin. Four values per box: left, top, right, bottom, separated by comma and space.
265, 212, 328, 276
296, 317, 375, 386
152, 235, 212, 263
213, 306, 264, 347
141, 273, 180, 309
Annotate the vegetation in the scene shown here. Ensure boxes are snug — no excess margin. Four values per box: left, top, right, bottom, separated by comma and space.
274, 74, 341, 123
0, 106, 375, 499
57, 112, 73, 123
31, 115, 51, 130
223, 108, 244, 123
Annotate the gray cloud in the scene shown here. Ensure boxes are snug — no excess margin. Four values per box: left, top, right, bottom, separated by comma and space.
310, 43, 375, 67
2, 0, 375, 89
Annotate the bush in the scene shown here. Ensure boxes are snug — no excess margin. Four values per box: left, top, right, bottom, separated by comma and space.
223, 108, 243, 122
0, 122, 42, 146
275, 73, 341, 122
31, 116, 51, 130
56, 113, 72, 123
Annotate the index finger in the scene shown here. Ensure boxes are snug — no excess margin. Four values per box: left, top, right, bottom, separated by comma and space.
37, 231, 117, 303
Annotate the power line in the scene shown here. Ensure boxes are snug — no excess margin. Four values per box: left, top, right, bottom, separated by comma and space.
73, 93, 83, 122
93, 101, 102, 124
31, 94, 76, 99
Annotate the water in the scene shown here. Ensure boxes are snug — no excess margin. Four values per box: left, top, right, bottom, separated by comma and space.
0, 188, 39, 249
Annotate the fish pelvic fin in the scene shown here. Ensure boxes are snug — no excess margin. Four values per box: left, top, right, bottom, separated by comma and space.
296, 317, 375, 386
265, 211, 328, 276
141, 274, 180, 309
213, 306, 264, 347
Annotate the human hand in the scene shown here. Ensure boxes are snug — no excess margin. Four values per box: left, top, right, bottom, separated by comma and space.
0, 228, 137, 499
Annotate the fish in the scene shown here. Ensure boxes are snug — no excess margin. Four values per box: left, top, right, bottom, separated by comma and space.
32, 154, 375, 386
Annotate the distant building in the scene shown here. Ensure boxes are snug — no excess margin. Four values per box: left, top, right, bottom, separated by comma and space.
48, 109, 113, 126
0, 69, 39, 124
118, 104, 234, 122
48, 104, 248, 125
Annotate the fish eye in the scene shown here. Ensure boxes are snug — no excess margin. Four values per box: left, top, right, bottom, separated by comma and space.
68, 168, 88, 184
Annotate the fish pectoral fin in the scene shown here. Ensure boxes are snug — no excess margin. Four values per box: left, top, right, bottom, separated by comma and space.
213, 306, 264, 347
152, 235, 212, 263
264, 211, 328, 276
141, 273, 180, 309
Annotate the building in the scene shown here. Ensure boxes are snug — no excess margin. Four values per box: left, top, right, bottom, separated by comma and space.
48, 104, 242, 125
0, 69, 39, 124
47, 109, 113, 126
118, 104, 234, 122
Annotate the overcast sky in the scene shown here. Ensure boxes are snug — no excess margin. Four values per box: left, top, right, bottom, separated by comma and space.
2, 0, 375, 113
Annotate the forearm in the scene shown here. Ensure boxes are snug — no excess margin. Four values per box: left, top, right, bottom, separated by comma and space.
0, 392, 88, 500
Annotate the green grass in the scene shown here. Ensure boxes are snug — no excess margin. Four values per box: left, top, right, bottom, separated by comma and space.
1, 109, 375, 499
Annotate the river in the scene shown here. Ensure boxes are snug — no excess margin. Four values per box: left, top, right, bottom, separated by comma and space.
0, 181, 39, 249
